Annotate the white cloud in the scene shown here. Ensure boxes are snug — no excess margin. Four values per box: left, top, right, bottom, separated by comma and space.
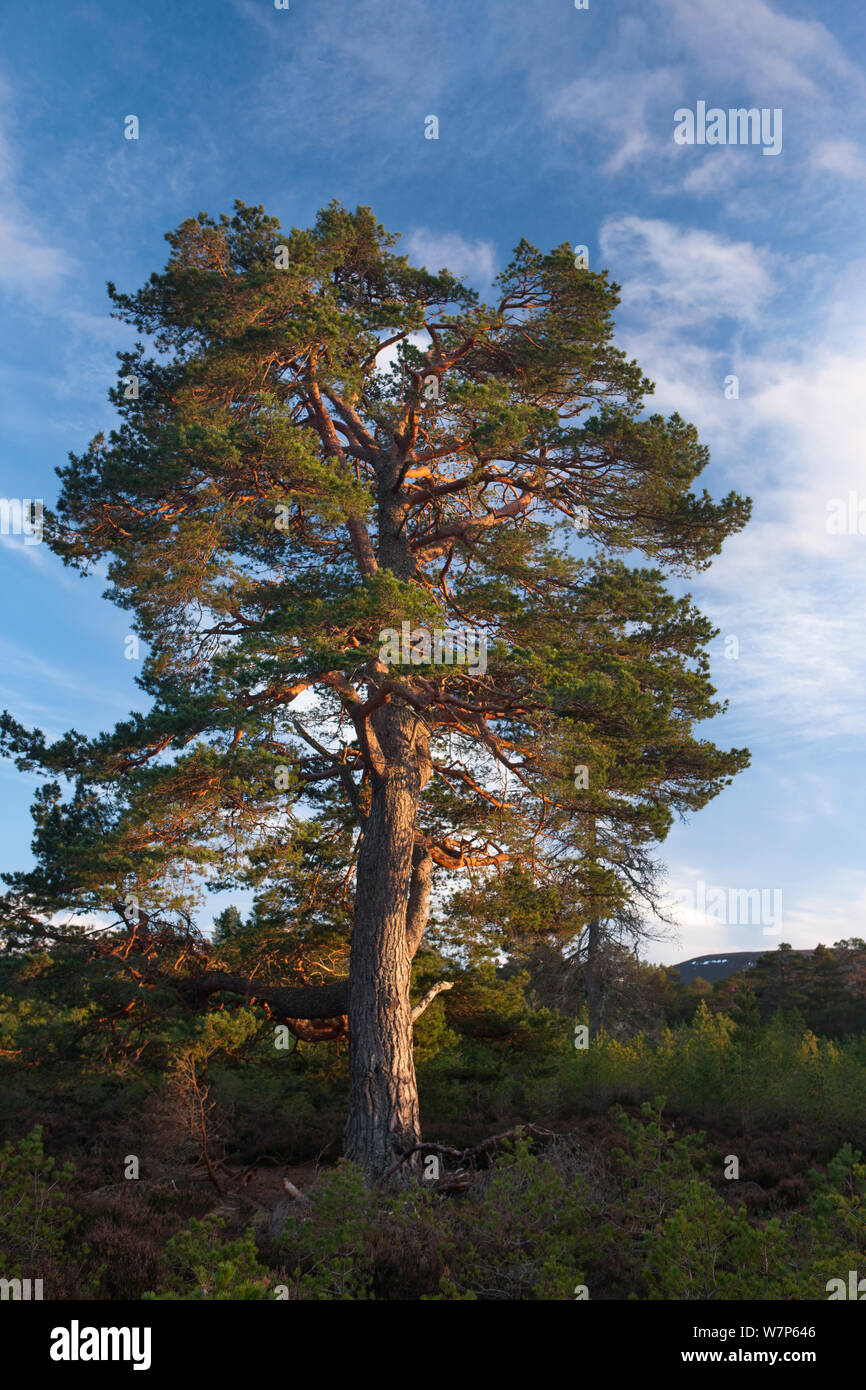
404, 229, 497, 286
0, 87, 73, 299
693, 342, 866, 740
0, 211, 71, 295
542, 0, 866, 193
658, 0, 864, 101
600, 215, 775, 327
810, 138, 866, 180
649, 867, 866, 963
598, 215, 866, 743
781, 879, 866, 947
375, 330, 429, 377
680, 148, 747, 196
546, 68, 683, 174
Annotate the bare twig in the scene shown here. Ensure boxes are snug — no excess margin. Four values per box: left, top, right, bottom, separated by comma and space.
380, 1123, 557, 1184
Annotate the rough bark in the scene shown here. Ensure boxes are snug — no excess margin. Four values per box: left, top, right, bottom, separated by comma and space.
344, 700, 424, 1180
405, 847, 433, 960
160, 958, 449, 1055
338, 449, 435, 1181
176, 971, 348, 1018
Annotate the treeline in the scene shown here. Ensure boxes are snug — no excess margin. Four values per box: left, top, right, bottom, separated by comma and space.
502, 935, 866, 1040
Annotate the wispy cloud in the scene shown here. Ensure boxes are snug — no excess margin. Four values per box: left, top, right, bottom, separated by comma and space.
600, 215, 775, 327
658, 0, 864, 101
0, 89, 73, 301
594, 215, 866, 742
0, 637, 113, 696
404, 228, 497, 286
542, 0, 866, 194
810, 138, 866, 179
650, 864, 866, 962
546, 68, 683, 175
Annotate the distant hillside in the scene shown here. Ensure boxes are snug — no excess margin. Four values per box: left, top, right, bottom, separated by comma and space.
670, 949, 815, 986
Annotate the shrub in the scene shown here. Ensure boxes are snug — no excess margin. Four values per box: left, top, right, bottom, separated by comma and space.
0, 1125, 98, 1296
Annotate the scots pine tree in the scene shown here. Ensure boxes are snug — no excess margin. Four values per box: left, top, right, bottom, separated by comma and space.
0, 201, 750, 1178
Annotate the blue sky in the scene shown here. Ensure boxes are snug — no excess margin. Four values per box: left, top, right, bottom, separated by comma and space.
1, 0, 865, 964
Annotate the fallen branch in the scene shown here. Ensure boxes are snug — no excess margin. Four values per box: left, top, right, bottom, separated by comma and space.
380, 1122, 557, 1184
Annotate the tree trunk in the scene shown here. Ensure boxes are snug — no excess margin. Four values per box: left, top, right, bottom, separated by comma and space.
586, 915, 604, 1038
344, 702, 424, 1180
405, 847, 433, 960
